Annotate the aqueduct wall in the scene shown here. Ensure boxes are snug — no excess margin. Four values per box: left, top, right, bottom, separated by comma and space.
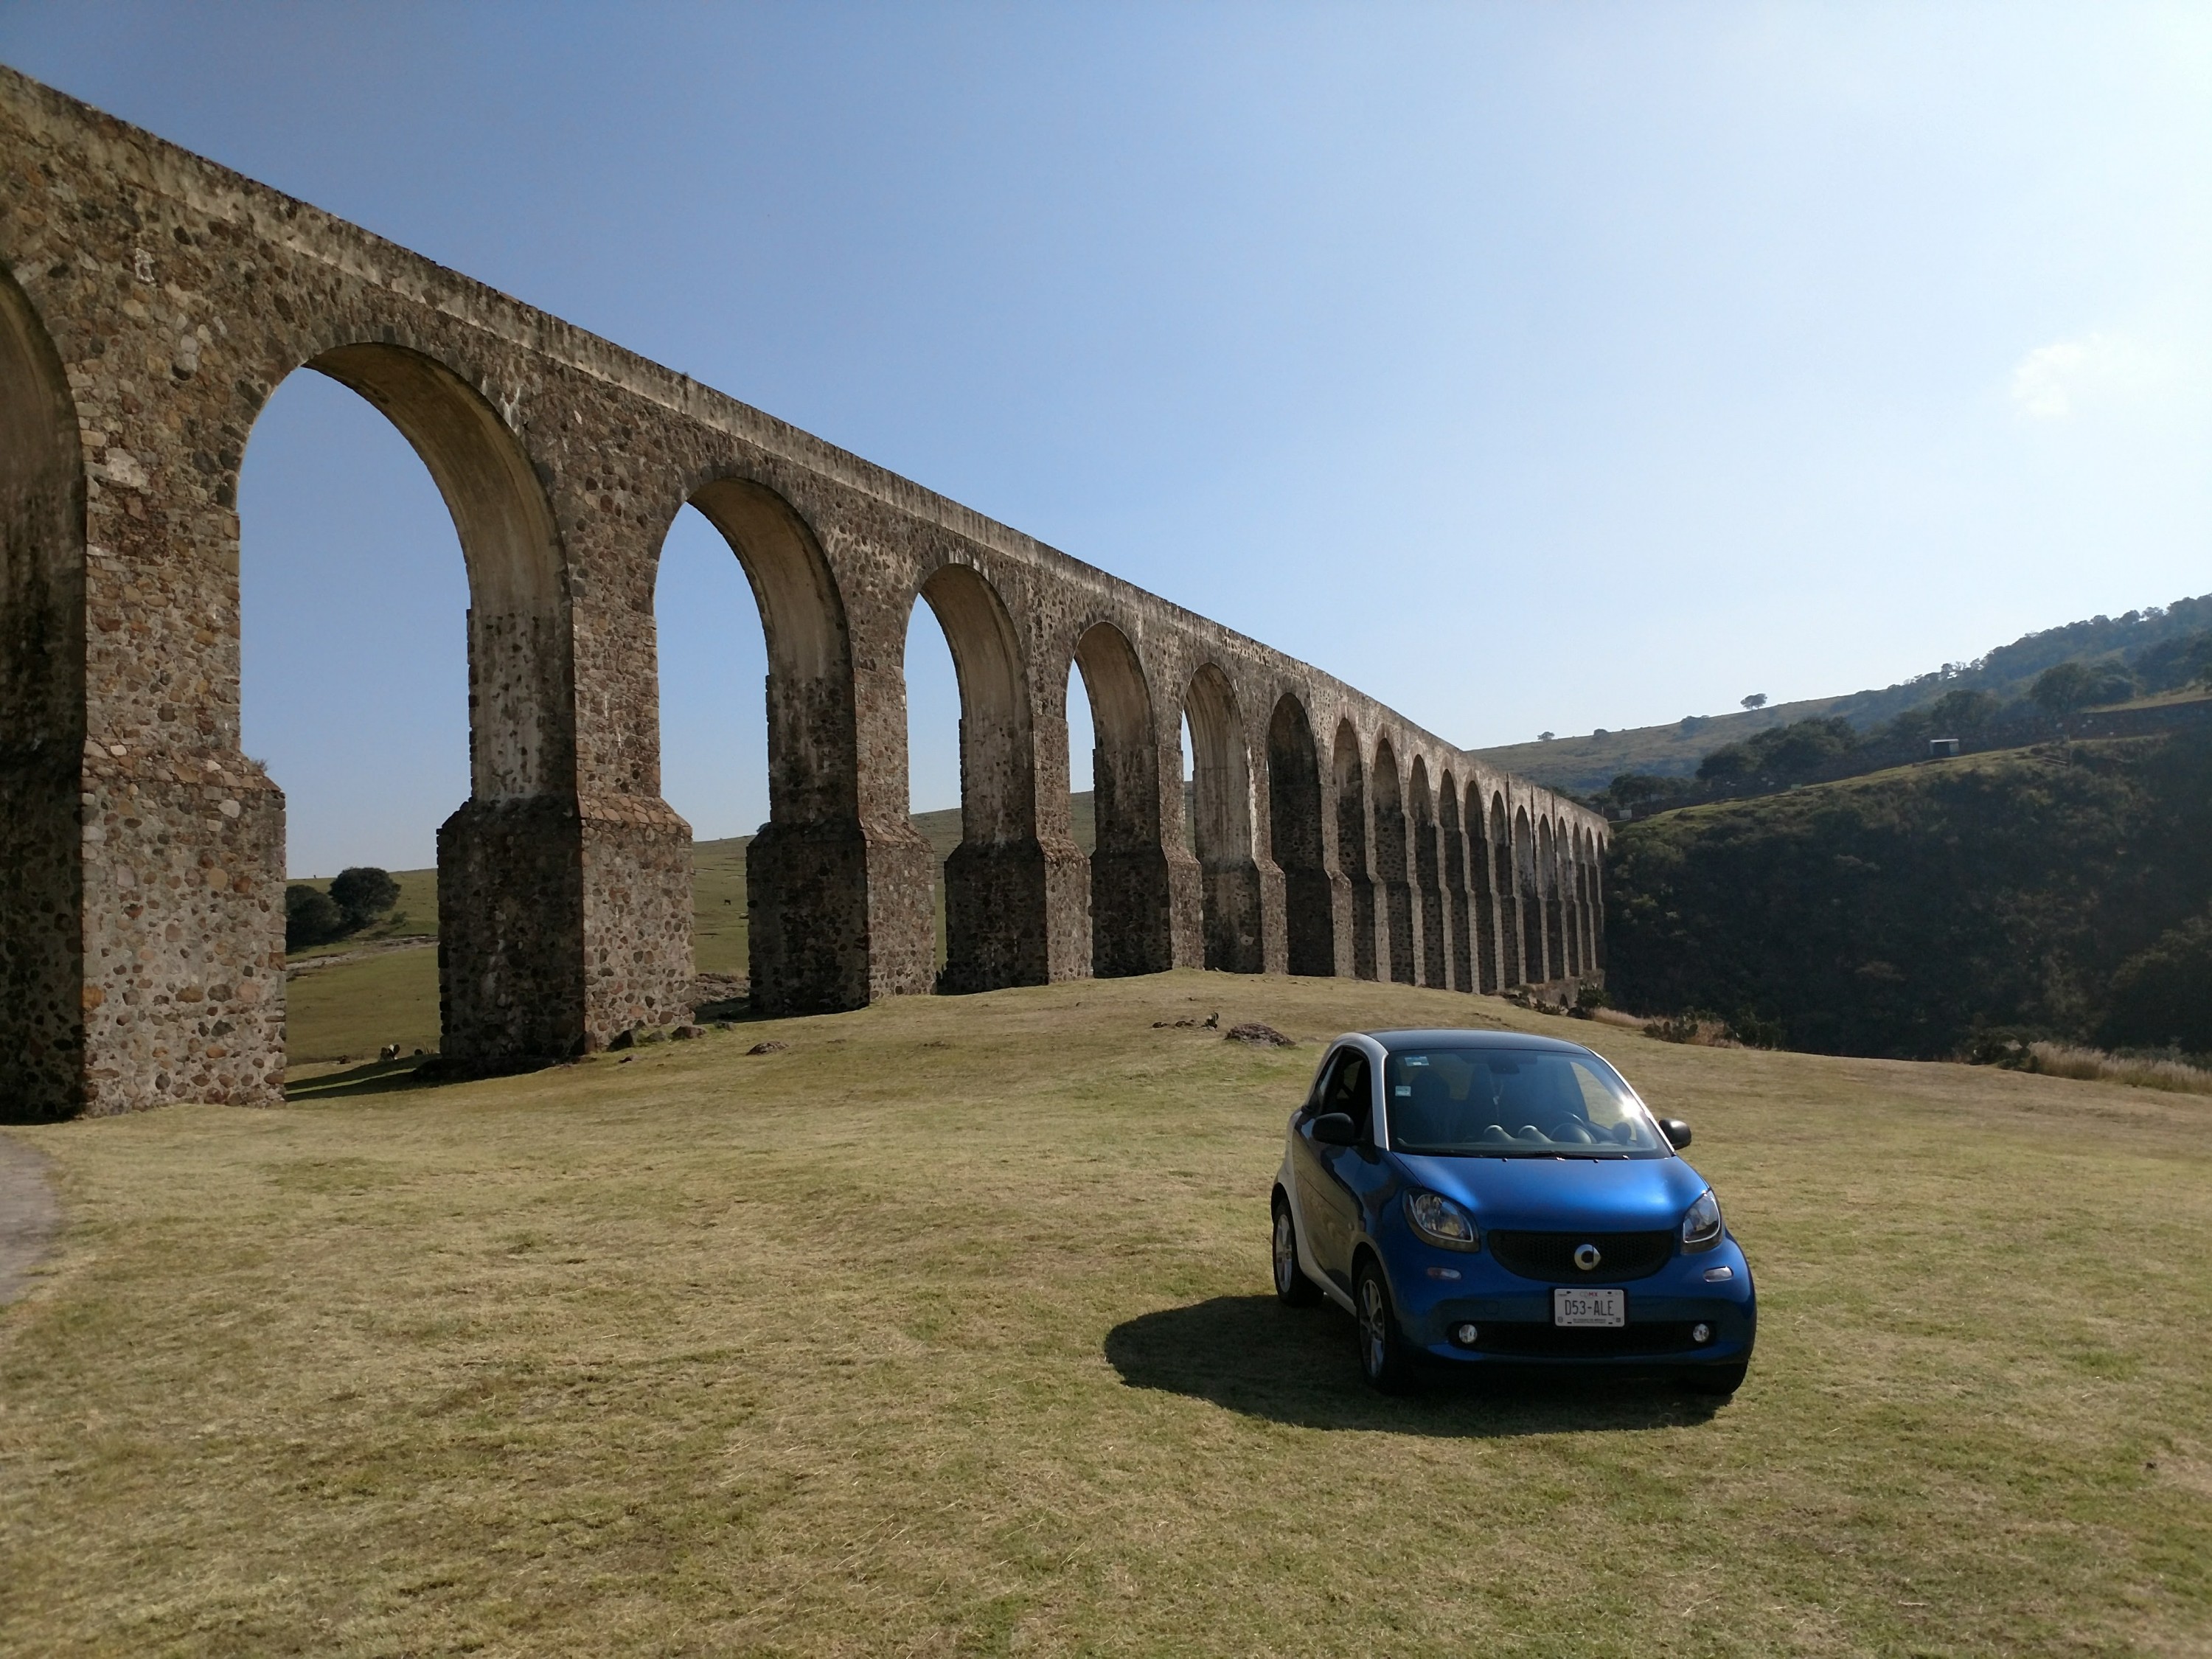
0, 68, 1607, 1120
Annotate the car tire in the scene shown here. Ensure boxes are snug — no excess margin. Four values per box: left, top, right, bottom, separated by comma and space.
1353, 1255, 1418, 1394
1271, 1192, 1320, 1307
1678, 1362, 1748, 1398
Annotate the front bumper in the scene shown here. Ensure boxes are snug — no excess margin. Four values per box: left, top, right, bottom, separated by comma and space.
1394, 1233, 1756, 1371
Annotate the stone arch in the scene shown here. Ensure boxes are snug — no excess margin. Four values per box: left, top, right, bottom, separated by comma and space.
1074, 619, 1171, 976
1587, 826, 1608, 975
1560, 821, 1582, 978
1517, 809, 1545, 985
0, 266, 90, 1119
1409, 757, 1447, 988
1467, 782, 1500, 993
1267, 692, 1332, 975
667, 476, 875, 1014
1333, 720, 1377, 980
1539, 814, 1564, 984
1438, 768, 1474, 993
913, 560, 1047, 992
243, 342, 588, 1063
303, 345, 573, 801
1184, 661, 1262, 972
681, 477, 855, 819
1372, 736, 1414, 984
1500, 796, 1527, 987
1573, 823, 1598, 978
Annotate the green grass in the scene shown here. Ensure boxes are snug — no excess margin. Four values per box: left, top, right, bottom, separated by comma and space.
285, 947, 442, 1065
5, 973, 2209, 1654
691, 836, 751, 979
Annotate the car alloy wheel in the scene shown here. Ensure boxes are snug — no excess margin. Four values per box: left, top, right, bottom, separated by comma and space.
1354, 1257, 1415, 1393
1272, 1194, 1319, 1307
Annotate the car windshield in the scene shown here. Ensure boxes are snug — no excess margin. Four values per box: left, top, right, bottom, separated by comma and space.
1382, 1047, 1666, 1157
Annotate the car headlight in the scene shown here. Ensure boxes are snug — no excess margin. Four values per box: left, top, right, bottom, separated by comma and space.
1405, 1189, 1480, 1251
1681, 1188, 1724, 1253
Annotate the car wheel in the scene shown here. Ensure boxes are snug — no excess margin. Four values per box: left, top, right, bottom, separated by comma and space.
1354, 1256, 1417, 1394
1679, 1362, 1748, 1398
1271, 1193, 1320, 1307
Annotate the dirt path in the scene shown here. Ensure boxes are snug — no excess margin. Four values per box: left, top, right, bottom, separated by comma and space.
285, 934, 437, 979
0, 1133, 60, 1307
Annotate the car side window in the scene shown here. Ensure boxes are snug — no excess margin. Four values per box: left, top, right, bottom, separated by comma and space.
1324, 1049, 1373, 1143
1302, 1049, 1346, 1117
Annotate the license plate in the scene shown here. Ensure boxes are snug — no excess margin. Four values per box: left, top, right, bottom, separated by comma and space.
1553, 1288, 1625, 1327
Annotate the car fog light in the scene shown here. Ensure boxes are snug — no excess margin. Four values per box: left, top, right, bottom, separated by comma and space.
1454, 1323, 1480, 1346
1703, 1265, 1733, 1282
1691, 1323, 1713, 1344
1426, 1266, 1462, 1281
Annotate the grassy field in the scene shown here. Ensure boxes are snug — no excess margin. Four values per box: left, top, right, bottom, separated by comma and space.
286, 947, 443, 1065
5, 972, 2209, 1655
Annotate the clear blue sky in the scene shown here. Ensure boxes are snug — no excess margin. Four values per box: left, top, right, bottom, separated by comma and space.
4, 4, 2208, 874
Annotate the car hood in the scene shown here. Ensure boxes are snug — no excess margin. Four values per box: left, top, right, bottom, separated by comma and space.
1392, 1150, 1709, 1234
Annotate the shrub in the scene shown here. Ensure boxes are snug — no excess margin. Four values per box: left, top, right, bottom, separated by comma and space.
2032, 659, 2134, 714
1697, 717, 1859, 785
2101, 911, 2212, 1054
328, 866, 400, 931
285, 885, 347, 950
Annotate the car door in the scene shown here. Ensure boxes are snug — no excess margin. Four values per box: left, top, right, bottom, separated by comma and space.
1292, 1046, 1371, 1290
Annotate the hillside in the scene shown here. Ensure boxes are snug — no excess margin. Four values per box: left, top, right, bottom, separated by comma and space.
1605, 729, 2212, 1059
1481, 591, 2212, 795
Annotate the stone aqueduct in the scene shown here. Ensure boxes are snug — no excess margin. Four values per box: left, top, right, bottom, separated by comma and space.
0, 69, 1607, 1120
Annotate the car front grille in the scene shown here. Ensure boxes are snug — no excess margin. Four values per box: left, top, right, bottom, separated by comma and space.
1468, 1321, 1705, 1359
1487, 1229, 1677, 1283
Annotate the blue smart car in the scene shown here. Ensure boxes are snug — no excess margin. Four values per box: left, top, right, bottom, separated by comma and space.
1271, 1029, 1754, 1395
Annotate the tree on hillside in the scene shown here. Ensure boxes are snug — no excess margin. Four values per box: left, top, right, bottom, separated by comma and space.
1697, 716, 1859, 785
285, 885, 347, 950
2032, 659, 2134, 714
2101, 911, 2212, 1056
1740, 693, 1767, 711
329, 866, 400, 931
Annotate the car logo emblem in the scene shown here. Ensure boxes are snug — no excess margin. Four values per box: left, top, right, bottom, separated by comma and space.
1573, 1243, 1602, 1271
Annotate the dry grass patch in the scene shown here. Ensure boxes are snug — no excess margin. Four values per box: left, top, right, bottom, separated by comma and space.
2023, 1040, 2212, 1098
4, 973, 2208, 1655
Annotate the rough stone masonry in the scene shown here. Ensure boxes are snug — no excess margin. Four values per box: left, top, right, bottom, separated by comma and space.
0, 67, 1607, 1119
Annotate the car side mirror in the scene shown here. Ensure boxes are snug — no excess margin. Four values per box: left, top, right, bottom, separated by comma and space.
1311, 1111, 1358, 1147
1660, 1118, 1692, 1150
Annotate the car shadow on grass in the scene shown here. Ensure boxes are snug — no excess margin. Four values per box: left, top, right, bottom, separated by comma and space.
1105, 1295, 1725, 1436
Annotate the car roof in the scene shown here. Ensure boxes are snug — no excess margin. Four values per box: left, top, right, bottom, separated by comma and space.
1354, 1028, 1596, 1055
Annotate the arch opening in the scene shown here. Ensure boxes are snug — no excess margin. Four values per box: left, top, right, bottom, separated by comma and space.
1410, 758, 1447, 989
307, 346, 571, 801
1466, 784, 1499, 994
668, 478, 877, 1015
1184, 664, 1261, 973
1267, 693, 1332, 976
1332, 720, 1376, 981
650, 501, 768, 1002
913, 562, 1048, 992
1538, 815, 1563, 985
1493, 795, 1522, 988
1372, 737, 1414, 985
1438, 770, 1473, 993
287, 346, 580, 1064
1514, 806, 1541, 987
1074, 622, 1170, 976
